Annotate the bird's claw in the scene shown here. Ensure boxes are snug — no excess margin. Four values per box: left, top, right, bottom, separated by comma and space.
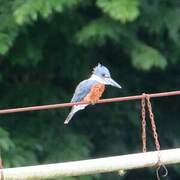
89, 99, 99, 105
83, 99, 98, 105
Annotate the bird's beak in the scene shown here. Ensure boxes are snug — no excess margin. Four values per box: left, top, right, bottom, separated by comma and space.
105, 78, 122, 88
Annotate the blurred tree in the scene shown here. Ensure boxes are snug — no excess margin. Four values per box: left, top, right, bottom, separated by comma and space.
0, 0, 180, 179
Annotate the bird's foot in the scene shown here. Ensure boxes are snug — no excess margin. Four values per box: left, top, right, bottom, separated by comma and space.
89, 99, 99, 105
83, 99, 98, 105
90, 99, 98, 105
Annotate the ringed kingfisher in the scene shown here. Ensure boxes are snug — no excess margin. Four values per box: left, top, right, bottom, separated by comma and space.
64, 63, 121, 124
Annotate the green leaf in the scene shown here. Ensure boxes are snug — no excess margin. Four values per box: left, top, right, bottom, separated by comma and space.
77, 17, 122, 45
96, 0, 139, 22
14, 0, 81, 25
131, 43, 167, 70
165, 9, 180, 44
0, 128, 15, 152
0, 33, 11, 54
0, 1, 18, 54
0, 31, 18, 55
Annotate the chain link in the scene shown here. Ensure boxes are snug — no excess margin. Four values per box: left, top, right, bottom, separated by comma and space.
141, 93, 160, 152
141, 95, 147, 152
141, 93, 166, 180
146, 95, 160, 151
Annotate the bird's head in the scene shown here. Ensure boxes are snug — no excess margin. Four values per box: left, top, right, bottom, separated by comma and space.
92, 63, 121, 88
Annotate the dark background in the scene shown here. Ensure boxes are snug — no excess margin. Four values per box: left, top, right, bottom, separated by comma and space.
0, 0, 180, 179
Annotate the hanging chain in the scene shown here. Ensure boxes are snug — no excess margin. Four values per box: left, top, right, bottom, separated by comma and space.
141, 93, 160, 151
140, 93, 167, 180
146, 95, 160, 151
141, 95, 147, 152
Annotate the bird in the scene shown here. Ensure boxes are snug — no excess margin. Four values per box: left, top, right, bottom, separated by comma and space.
64, 63, 121, 124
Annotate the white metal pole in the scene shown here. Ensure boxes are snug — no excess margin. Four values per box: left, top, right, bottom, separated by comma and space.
2, 148, 180, 180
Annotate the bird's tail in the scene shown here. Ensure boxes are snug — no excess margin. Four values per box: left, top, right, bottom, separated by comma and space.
64, 105, 87, 124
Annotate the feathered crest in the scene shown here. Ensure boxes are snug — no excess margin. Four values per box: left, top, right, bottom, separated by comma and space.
92, 63, 102, 73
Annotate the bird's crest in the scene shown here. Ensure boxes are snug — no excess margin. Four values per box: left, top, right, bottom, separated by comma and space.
92, 63, 110, 77
92, 63, 102, 73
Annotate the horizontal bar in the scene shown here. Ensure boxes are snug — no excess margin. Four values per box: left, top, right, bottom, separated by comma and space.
2, 148, 180, 179
0, 90, 179, 114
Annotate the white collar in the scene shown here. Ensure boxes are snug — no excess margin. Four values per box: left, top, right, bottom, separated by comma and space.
89, 74, 107, 84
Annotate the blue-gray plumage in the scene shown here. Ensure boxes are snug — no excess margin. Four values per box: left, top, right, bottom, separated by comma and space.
64, 63, 122, 124
71, 80, 97, 102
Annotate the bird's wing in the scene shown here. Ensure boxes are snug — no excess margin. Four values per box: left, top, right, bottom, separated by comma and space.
71, 79, 97, 102
64, 79, 97, 124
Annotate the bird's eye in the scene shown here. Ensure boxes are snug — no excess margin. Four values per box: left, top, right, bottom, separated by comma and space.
102, 73, 108, 78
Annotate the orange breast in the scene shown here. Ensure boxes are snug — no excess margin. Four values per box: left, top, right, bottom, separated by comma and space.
83, 83, 105, 103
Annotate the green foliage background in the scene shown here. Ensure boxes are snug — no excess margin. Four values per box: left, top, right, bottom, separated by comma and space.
0, 0, 180, 179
